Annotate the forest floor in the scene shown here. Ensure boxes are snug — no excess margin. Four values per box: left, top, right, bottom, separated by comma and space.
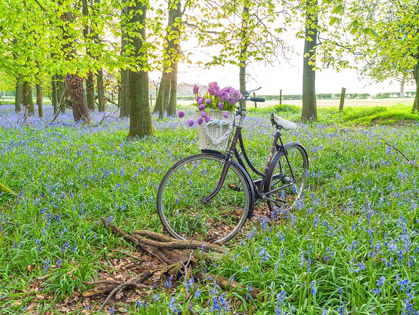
0, 104, 418, 314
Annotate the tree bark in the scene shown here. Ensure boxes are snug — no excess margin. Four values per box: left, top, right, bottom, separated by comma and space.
57, 76, 67, 114
239, 3, 249, 108
36, 83, 43, 118
52, 75, 58, 114
154, 72, 170, 119
413, 63, 419, 112
15, 77, 22, 112
82, 0, 95, 111
127, 0, 153, 138
399, 77, 405, 98
97, 69, 105, 112
119, 0, 130, 118
22, 81, 30, 111
66, 74, 90, 122
167, 1, 182, 117
302, 0, 318, 121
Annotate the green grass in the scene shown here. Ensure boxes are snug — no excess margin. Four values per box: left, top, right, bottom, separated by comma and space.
0, 107, 418, 314
247, 103, 419, 125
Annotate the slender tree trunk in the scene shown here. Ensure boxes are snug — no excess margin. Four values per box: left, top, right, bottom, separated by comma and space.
97, 69, 105, 112
15, 77, 22, 112
22, 81, 30, 111
52, 75, 58, 114
154, 73, 170, 119
119, 0, 130, 117
127, 0, 153, 138
239, 3, 249, 108
413, 63, 419, 112
302, 0, 318, 121
167, 1, 182, 117
82, 0, 95, 111
26, 84, 35, 115
36, 83, 43, 118
57, 77, 67, 114
86, 73, 95, 110
119, 69, 130, 117
167, 62, 178, 116
399, 77, 406, 98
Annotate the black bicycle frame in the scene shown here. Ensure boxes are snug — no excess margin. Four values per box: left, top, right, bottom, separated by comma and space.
200, 123, 297, 204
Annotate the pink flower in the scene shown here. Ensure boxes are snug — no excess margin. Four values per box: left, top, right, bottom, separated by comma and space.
198, 104, 205, 110
205, 99, 211, 105
197, 117, 203, 125
229, 97, 236, 105
218, 91, 230, 102
205, 115, 210, 122
193, 85, 199, 94
178, 110, 185, 118
201, 111, 207, 117
188, 119, 194, 127
223, 112, 229, 118
218, 103, 223, 110
197, 97, 204, 104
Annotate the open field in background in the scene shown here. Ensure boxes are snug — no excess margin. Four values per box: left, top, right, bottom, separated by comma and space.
179, 97, 416, 109
1, 104, 418, 314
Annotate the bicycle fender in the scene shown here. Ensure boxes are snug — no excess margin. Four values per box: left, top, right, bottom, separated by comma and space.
201, 150, 255, 219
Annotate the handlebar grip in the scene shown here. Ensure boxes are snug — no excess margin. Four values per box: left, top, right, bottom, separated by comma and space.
249, 97, 265, 102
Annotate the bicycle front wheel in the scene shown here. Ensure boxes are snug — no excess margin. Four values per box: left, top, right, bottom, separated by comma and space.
265, 143, 309, 212
157, 153, 251, 244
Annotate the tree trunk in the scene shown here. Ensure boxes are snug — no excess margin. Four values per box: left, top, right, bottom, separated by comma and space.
86, 73, 95, 110
15, 77, 22, 112
413, 63, 419, 112
82, 0, 95, 111
399, 77, 406, 98
52, 76, 58, 114
26, 84, 35, 116
97, 69, 105, 112
154, 72, 170, 119
167, 1, 182, 117
66, 74, 91, 122
119, 0, 130, 118
302, 0, 318, 121
57, 77, 67, 114
167, 62, 178, 116
239, 3, 249, 108
119, 69, 130, 117
36, 83, 43, 118
22, 81, 30, 111
127, 0, 153, 138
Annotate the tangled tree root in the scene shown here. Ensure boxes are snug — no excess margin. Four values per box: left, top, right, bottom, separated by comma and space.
82, 219, 263, 311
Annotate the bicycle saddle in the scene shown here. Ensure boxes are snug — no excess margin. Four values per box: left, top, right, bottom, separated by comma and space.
270, 114, 297, 131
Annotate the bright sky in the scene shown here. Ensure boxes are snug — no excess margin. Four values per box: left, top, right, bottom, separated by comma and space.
164, 36, 414, 96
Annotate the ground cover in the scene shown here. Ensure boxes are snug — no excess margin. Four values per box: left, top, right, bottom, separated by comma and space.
0, 104, 418, 314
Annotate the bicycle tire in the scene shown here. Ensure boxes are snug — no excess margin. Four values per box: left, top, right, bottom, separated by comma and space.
157, 153, 252, 244
264, 142, 309, 212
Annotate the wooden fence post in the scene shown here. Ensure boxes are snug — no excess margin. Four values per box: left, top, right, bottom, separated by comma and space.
280, 89, 282, 105
339, 87, 346, 111
253, 92, 257, 108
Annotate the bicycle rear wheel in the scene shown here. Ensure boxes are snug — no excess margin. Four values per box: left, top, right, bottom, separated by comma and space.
265, 143, 309, 212
157, 153, 251, 244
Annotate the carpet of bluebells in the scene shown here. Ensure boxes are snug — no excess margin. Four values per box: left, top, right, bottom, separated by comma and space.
0, 104, 418, 314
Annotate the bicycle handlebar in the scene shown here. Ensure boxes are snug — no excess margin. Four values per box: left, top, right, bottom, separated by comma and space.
236, 87, 265, 115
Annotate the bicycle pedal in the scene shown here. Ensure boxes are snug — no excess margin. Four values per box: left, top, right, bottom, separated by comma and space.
228, 184, 242, 192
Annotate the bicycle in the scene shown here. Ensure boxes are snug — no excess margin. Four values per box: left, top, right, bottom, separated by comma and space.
157, 87, 309, 244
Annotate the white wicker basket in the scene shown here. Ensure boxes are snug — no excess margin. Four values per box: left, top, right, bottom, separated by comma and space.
198, 110, 233, 151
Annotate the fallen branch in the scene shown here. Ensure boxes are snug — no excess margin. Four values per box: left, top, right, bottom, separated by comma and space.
382, 139, 418, 169
195, 271, 264, 301
0, 182, 16, 196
